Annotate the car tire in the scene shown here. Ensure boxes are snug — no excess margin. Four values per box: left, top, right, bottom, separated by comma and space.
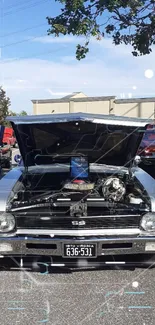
4, 159, 11, 169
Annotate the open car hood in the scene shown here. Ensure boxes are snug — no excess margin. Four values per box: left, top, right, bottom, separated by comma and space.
7, 113, 150, 167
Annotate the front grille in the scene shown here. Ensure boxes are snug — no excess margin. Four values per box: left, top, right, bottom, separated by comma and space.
16, 215, 141, 230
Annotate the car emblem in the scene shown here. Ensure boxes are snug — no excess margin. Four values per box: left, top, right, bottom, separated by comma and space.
72, 220, 86, 226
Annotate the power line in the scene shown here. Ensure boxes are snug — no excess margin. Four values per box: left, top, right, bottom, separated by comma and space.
4, 0, 40, 11
0, 45, 67, 64
3, 0, 50, 17
0, 23, 48, 38
1, 34, 46, 49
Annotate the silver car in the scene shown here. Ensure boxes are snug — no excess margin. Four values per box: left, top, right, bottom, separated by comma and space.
0, 112, 155, 271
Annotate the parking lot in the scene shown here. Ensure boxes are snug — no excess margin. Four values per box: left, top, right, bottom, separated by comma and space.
0, 265, 155, 325
0, 148, 154, 324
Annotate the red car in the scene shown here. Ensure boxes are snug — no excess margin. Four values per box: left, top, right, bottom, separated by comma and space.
2, 127, 17, 147
138, 124, 155, 165
0, 126, 12, 169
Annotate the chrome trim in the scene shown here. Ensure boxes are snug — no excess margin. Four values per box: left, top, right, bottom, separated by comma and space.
17, 228, 140, 236
51, 263, 65, 266
132, 167, 155, 212
87, 198, 105, 201
93, 119, 147, 127
0, 168, 22, 211
105, 261, 126, 264
57, 198, 71, 201
14, 214, 141, 218
0, 231, 17, 237
7, 112, 150, 127
1, 235, 155, 241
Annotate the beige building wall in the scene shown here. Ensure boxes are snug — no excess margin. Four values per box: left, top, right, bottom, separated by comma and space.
141, 102, 154, 118
114, 102, 140, 118
34, 102, 69, 115
114, 101, 155, 119
34, 100, 111, 115
32, 94, 155, 119
71, 100, 110, 114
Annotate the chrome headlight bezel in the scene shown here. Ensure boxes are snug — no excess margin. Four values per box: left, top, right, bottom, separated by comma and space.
141, 213, 155, 232
0, 213, 15, 233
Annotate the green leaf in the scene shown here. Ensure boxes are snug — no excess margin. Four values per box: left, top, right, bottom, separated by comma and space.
47, 0, 155, 60
0, 86, 11, 125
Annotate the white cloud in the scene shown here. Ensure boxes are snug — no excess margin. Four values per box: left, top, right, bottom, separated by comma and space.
32, 35, 132, 56
61, 55, 76, 63
0, 42, 155, 114
33, 35, 85, 44
46, 89, 71, 96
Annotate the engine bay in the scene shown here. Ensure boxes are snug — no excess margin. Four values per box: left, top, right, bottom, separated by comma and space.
10, 167, 149, 213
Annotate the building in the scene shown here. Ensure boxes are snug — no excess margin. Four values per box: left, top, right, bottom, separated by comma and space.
32, 92, 155, 119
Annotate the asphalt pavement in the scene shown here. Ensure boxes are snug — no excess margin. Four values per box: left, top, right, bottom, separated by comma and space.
0, 266, 155, 324
0, 148, 155, 324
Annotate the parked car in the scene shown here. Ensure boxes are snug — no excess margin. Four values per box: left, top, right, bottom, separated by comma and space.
1, 113, 155, 271
137, 124, 155, 165
2, 127, 17, 148
0, 125, 12, 169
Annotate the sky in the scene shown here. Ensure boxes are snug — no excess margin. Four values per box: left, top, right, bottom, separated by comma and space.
0, 0, 155, 114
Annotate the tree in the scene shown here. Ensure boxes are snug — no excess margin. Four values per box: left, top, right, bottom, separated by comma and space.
47, 0, 155, 60
8, 110, 17, 116
8, 110, 28, 116
0, 86, 11, 124
19, 110, 27, 116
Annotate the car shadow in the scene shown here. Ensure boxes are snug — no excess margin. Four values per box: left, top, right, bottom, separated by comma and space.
0, 264, 154, 274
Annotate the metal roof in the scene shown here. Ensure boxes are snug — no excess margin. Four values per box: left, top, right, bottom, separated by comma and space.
31, 95, 115, 104
115, 97, 155, 104
32, 95, 155, 104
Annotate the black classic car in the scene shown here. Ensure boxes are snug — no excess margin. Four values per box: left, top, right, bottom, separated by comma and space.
0, 112, 155, 271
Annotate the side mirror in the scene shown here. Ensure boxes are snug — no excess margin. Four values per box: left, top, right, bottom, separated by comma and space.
134, 155, 141, 166
14, 154, 21, 164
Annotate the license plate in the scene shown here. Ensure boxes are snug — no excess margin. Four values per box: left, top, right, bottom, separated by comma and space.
63, 244, 96, 258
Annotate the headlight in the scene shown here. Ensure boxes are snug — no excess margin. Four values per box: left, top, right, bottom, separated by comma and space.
141, 213, 155, 232
0, 213, 15, 232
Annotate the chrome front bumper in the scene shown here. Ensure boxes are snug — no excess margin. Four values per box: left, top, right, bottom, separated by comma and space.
0, 234, 155, 257
16, 228, 141, 237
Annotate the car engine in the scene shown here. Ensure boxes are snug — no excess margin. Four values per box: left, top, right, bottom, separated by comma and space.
10, 169, 148, 211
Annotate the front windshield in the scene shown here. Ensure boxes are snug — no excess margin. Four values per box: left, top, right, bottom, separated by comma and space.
1, 1, 155, 325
